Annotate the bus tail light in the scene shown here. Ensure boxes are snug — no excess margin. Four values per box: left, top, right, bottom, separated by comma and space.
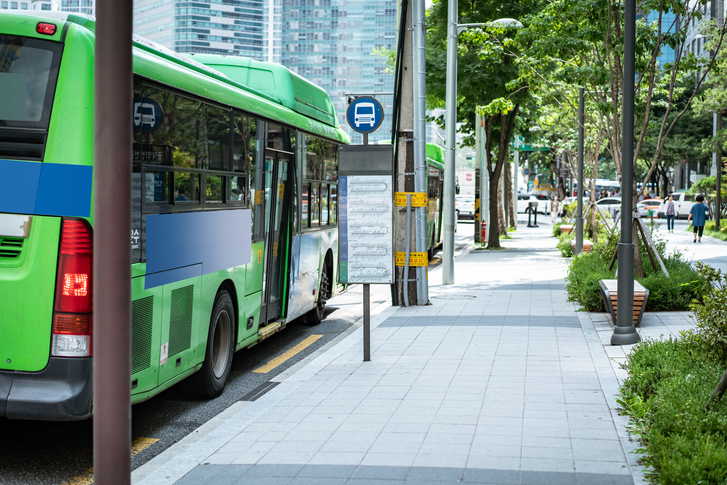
52, 219, 93, 357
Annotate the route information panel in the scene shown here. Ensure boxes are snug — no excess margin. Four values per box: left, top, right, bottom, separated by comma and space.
338, 145, 394, 284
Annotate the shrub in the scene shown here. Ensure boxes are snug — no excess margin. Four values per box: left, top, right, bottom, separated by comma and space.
566, 218, 702, 312
552, 222, 563, 237
556, 232, 574, 257
619, 331, 727, 484
690, 263, 727, 365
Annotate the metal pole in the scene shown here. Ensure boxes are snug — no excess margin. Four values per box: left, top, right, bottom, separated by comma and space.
513, 138, 518, 229
480, 119, 490, 244
94, 0, 133, 482
717, 114, 723, 230
475, 112, 482, 244
575, 87, 585, 254
712, 0, 722, 230
412, 0, 428, 304
612, 0, 640, 346
442, 0, 457, 285
363, 284, 371, 361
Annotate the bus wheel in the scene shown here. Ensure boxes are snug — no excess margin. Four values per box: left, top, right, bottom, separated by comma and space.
306, 261, 330, 325
194, 290, 235, 398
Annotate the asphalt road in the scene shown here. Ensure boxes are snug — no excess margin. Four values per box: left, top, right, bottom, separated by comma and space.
0, 222, 473, 485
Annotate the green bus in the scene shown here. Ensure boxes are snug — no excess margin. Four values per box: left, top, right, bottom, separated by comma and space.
0, 11, 347, 420
426, 143, 445, 259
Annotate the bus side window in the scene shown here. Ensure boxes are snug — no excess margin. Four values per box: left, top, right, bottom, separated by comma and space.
301, 183, 310, 228
206, 105, 231, 171
330, 184, 337, 225
310, 184, 320, 228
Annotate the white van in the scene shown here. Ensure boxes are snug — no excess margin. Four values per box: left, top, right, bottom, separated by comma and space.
657, 193, 695, 219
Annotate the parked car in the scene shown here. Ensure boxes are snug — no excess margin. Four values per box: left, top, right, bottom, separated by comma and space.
594, 197, 622, 219
637, 199, 662, 218
455, 195, 476, 219
517, 194, 550, 214
656, 193, 695, 219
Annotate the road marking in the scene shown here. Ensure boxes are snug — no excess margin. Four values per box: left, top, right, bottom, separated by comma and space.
62, 437, 159, 485
253, 334, 323, 374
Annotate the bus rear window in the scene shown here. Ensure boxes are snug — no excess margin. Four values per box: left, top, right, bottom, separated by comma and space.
0, 35, 61, 129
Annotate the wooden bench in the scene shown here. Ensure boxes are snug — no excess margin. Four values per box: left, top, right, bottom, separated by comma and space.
560, 225, 573, 234
598, 279, 649, 328
570, 240, 592, 253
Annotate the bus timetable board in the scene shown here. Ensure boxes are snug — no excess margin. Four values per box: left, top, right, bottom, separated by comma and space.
338, 145, 394, 284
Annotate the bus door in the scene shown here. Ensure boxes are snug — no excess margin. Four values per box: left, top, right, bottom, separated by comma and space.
260, 151, 292, 324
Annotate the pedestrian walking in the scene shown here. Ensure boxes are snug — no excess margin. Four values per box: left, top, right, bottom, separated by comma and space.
687, 194, 709, 243
665, 194, 676, 233
551, 196, 560, 225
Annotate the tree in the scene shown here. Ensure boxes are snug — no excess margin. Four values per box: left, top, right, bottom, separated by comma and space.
521, 0, 726, 276
425, 0, 545, 248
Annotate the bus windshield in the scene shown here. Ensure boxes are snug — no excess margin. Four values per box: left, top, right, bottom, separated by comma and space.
0, 35, 61, 129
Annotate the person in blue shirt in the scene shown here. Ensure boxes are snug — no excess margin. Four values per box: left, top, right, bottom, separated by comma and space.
687, 194, 710, 243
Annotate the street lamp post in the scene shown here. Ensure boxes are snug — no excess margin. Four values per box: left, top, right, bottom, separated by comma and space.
611, 0, 640, 345
443, 12, 522, 284
575, 88, 584, 255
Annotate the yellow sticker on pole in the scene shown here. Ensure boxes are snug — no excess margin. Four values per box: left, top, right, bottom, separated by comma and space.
254, 191, 263, 205
395, 251, 428, 267
394, 192, 427, 207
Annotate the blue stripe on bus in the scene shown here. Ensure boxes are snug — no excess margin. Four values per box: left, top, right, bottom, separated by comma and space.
145, 209, 252, 289
0, 160, 92, 218
36, 163, 93, 217
0, 159, 42, 215
144, 264, 202, 289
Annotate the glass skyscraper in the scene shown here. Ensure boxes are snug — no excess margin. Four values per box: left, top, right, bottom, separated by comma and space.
281, 0, 397, 143
131, 0, 397, 142
133, 0, 266, 59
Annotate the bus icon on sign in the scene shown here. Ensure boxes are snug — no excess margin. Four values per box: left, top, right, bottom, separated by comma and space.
354, 102, 376, 128
134, 102, 156, 128
132, 98, 163, 132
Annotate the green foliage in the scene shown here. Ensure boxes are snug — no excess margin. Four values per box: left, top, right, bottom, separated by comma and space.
564, 223, 701, 312
552, 222, 562, 237
619, 331, 727, 484
556, 231, 573, 257
691, 263, 727, 365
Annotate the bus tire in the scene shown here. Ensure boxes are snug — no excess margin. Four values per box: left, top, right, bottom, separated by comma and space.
193, 290, 235, 398
306, 260, 330, 325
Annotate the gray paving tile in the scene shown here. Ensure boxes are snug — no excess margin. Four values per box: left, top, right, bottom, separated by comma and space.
405, 466, 465, 482
519, 470, 576, 485
462, 468, 519, 483
351, 465, 411, 480
296, 464, 357, 478
575, 473, 635, 485
244, 464, 304, 477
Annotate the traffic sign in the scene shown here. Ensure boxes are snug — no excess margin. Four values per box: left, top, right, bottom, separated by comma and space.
523, 168, 531, 176
346, 97, 384, 134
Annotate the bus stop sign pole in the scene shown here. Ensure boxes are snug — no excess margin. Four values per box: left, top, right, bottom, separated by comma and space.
94, 0, 133, 482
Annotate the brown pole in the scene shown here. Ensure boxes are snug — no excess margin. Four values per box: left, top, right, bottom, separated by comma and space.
94, 0, 133, 482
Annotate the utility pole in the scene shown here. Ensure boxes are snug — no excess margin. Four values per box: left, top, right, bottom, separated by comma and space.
394, 0, 417, 305
512, 137, 518, 229
94, 0, 133, 482
611, 0, 640, 346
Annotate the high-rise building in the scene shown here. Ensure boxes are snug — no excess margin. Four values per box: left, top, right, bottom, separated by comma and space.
61, 0, 93, 15
133, 0, 266, 59
281, 0, 397, 143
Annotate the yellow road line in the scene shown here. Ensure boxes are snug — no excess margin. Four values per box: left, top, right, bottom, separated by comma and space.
253, 334, 323, 374
62, 437, 159, 485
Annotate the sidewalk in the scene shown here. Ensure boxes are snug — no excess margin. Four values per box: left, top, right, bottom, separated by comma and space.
133, 224, 645, 485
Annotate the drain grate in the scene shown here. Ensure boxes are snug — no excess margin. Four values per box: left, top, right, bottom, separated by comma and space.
240, 381, 280, 402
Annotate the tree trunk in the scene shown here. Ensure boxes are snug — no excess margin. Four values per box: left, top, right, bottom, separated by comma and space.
498, 171, 506, 236
633, 218, 645, 278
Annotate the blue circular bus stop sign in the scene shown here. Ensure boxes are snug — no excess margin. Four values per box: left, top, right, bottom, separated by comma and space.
346, 97, 384, 134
